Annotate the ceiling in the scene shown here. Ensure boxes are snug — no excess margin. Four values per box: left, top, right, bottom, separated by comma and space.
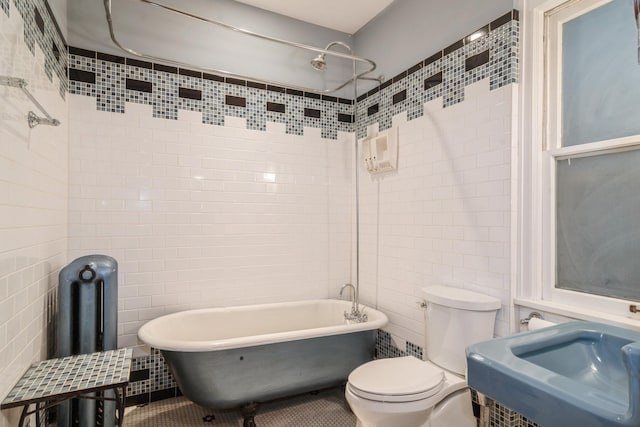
232, 0, 395, 34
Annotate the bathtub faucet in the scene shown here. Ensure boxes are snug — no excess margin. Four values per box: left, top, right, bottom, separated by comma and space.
340, 283, 368, 323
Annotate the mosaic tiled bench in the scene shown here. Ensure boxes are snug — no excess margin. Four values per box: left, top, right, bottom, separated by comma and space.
1, 348, 133, 427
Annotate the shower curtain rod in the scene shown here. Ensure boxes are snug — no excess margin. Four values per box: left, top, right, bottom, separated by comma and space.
103, 0, 381, 94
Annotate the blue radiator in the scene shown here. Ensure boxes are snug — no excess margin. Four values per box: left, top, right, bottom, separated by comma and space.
57, 255, 118, 427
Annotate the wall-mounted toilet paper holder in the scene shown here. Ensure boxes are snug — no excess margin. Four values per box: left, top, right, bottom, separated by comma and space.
519, 311, 543, 326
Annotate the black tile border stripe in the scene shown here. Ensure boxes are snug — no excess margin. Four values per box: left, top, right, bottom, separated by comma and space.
125, 392, 149, 407
179, 68, 202, 78
150, 388, 177, 403
129, 369, 150, 382
97, 52, 125, 64
126, 78, 152, 93
424, 71, 443, 90
69, 68, 96, 84
443, 39, 464, 56
380, 79, 393, 90
465, 50, 490, 72
286, 88, 303, 97
69, 46, 95, 59
179, 87, 202, 100
424, 51, 443, 67
392, 70, 407, 83
225, 95, 246, 107
338, 113, 354, 123
154, 63, 177, 74
490, 10, 514, 30
34, 7, 44, 35
393, 89, 407, 104
267, 85, 286, 93
266, 101, 285, 113
304, 108, 321, 119
247, 81, 266, 90
304, 92, 321, 99
407, 62, 423, 76
203, 73, 224, 82
367, 104, 379, 116
126, 58, 153, 69
226, 77, 246, 87
52, 44, 61, 63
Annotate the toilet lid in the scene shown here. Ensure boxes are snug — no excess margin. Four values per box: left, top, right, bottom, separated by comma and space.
348, 356, 445, 402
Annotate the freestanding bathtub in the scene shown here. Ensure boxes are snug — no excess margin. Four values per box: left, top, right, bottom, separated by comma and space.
138, 299, 388, 426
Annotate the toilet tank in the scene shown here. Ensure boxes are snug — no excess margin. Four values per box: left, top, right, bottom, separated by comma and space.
422, 286, 501, 376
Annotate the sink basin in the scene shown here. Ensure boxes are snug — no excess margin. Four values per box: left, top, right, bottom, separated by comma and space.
466, 321, 640, 427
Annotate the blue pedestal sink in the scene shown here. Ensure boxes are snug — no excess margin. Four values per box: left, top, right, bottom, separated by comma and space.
466, 321, 640, 427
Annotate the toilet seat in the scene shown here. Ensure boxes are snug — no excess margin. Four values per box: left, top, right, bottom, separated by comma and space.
348, 356, 445, 403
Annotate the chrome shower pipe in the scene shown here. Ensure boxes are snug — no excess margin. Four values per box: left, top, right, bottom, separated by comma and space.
329, 41, 364, 321
103, 0, 381, 94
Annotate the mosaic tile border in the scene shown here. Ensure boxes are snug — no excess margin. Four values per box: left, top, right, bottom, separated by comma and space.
67, 10, 519, 141
68, 47, 355, 140
356, 10, 519, 138
2, 0, 68, 97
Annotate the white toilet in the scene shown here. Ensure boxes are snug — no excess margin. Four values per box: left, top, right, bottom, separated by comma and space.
345, 285, 501, 427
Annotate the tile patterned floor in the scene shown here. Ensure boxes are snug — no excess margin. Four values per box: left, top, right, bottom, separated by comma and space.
124, 387, 356, 427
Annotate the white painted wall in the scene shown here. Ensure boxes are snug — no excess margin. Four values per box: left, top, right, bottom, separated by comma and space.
0, 3, 68, 426
67, 96, 353, 348
357, 81, 515, 350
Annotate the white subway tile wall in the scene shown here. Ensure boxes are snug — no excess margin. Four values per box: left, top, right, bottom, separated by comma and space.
68, 96, 354, 348
0, 2, 68, 427
1, 0, 530, 424
358, 80, 514, 348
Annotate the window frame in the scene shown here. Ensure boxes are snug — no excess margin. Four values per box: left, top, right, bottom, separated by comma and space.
521, 0, 640, 321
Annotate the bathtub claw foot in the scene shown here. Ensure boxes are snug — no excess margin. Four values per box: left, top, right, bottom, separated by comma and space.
241, 402, 259, 427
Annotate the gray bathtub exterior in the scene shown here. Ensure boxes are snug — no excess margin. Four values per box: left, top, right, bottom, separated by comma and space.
161, 330, 376, 409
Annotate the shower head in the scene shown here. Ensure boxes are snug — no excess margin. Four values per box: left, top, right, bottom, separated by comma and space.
310, 54, 327, 71
311, 41, 352, 72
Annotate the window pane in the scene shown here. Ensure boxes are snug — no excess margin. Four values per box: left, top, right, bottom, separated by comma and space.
556, 148, 640, 300
562, 0, 640, 146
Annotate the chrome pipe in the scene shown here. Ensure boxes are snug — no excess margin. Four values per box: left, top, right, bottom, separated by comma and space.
103, 0, 381, 94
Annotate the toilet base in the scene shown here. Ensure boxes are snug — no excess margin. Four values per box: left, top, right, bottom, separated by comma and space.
430, 388, 475, 427
348, 387, 475, 427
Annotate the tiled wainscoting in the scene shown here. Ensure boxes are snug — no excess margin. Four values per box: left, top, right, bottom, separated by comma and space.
126, 332, 542, 427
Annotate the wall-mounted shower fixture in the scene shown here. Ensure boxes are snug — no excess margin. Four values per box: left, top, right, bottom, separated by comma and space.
310, 54, 327, 71
310, 41, 384, 85
103, 0, 381, 94
310, 41, 352, 71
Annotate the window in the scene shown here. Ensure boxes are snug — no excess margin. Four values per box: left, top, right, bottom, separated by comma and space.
541, 0, 640, 312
